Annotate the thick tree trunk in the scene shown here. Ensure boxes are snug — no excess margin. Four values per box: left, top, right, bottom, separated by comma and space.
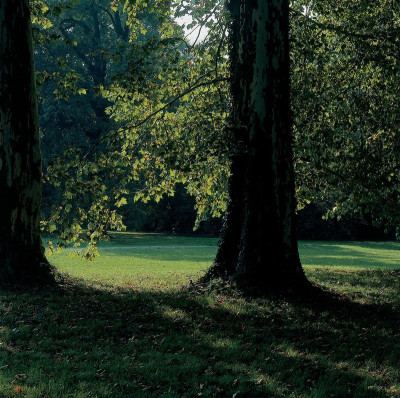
0, 0, 53, 282
205, 0, 308, 291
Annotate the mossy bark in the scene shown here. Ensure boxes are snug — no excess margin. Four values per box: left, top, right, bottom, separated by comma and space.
205, 0, 309, 292
0, 0, 53, 283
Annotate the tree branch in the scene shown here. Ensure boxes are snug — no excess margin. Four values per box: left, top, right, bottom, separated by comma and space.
291, 9, 400, 46
82, 76, 229, 160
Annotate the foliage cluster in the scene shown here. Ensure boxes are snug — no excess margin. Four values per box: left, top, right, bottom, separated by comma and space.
292, 0, 400, 236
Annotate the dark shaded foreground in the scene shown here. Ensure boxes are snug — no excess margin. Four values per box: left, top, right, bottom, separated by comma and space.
0, 269, 398, 397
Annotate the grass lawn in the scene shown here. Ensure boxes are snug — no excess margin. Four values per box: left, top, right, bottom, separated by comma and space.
47, 233, 220, 290
0, 233, 399, 397
44, 233, 400, 290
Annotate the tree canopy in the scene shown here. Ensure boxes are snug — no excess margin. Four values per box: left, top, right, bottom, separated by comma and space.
30, 0, 400, 259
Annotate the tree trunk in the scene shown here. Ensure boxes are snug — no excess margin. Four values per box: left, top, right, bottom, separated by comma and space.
0, 0, 53, 283
205, 0, 309, 291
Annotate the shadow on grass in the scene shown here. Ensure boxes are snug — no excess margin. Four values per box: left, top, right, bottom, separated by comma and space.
0, 272, 399, 397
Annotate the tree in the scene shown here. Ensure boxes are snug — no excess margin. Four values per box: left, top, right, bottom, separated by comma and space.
35, 0, 399, 262
291, 0, 400, 236
108, 0, 400, 241
204, 0, 309, 291
0, 0, 53, 282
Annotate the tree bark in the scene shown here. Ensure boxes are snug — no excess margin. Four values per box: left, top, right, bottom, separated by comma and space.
0, 0, 53, 282
205, 0, 309, 292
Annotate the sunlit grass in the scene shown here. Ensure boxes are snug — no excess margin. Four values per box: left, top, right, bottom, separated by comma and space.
299, 241, 400, 270
44, 233, 400, 290
46, 233, 218, 290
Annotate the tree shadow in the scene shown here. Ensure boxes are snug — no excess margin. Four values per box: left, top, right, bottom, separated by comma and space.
0, 277, 398, 397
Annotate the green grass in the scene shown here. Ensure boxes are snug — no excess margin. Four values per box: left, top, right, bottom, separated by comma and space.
299, 241, 400, 270
0, 234, 398, 397
45, 233, 400, 290
46, 233, 219, 290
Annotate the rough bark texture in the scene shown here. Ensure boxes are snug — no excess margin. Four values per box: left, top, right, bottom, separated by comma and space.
205, 0, 308, 291
0, 0, 53, 282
